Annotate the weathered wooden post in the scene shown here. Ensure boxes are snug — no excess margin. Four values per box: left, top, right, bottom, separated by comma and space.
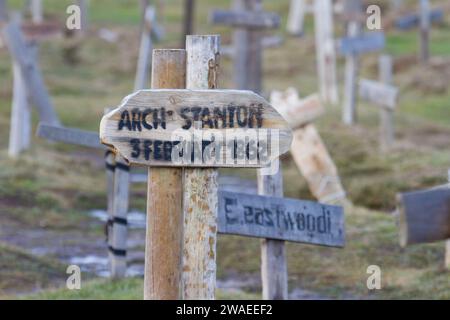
2, 20, 60, 126
8, 46, 31, 157
378, 55, 395, 150
358, 55, 398, 151
339, 28, 385, 125
181, 35, 220, 299
78, 0, 88, 34
287, 0, 306, 36
134, 6, 155, 91
419, 0, 430, 63
145, 49, 186, 299
31, 0, 43, 24
100, 34, 292, 299
342, 0, 362, 125
210, 0, 280, 94
447, 170, 450, 270
314, 0, 338, 105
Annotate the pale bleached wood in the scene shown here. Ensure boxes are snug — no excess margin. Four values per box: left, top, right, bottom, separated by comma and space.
144, 49, 186, 300
342, 1, 362, 125
77, 0, 88, 34
182, 35, 220, 300
37, 124, 103, 149
99, 89, 292, 168
8, 59, 31, 158
378, 55, 395, 151
446, 239, 450, 270
419, 0, 430, 63
359, 79, 398, 110
2, 21, 60, 125
270, 89, 324, 130
314, 0, 338, 104
291, 124, 346, 204
109, 153, 130, 278
31, 0, 43, 24
105, 149, 115, 277
287, 0, 306, 36
397, 187, 450, 246
134, 6, 155, 91
257, 159, 287, 300
211, 0, 279, 93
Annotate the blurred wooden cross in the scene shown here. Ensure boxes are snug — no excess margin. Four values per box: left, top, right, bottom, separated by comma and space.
271, 88, 347, 205
210, 0, 280, 94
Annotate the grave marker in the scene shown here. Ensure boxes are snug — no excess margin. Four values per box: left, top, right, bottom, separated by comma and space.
2, 17, 60, 157
339, 0, 385, 125
397, 170, 450, 269
210, 0, 280, 93
99, 89, 292, 168
287, 0, 306, 36
271, 88, 346, 204
100, 35, 293, 299
359, 55, 398, 150
134, 5, 164, 91
314, 0, 338, 104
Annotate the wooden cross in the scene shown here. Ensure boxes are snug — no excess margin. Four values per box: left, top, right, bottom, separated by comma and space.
134, 4, 164, 91
271, 88, 346, 204
313, 0, 338, 105
359, 55, 399, 151
100, 35, 293, 299
339, 0, 385, 125
287, 0, 306, 36
397, 170, 450, 270
210, 0, 280, 94
2, 17, 60, 157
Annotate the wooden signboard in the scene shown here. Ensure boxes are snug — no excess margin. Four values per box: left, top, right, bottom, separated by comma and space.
397, 187, 450, 247
218, 191, 345, 247
359, 79, 398, 110
339, 31, 385, 56
100, 89, 292, 168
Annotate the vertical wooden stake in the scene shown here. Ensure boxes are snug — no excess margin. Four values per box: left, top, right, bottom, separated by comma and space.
379, 55, 394, 151
134, 6, 154, 91
31, 0, 43, 24
105, 149, 116, 271
287, 0, 306, 36
8, 59, 31, 158
181, 0, 195, 48
109, 154, 130, 278
258, 159, 288, 300
233, 0, 263, 93
446, 169, 450, 270
77, 0, 88, 34
144, 49, 186, 300
182, 35, 220, 300
314, 0, 338, 105
419, 0, 430, 63
342, 0, 362, 125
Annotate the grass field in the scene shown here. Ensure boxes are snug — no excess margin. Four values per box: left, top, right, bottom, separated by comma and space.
0, 0, 449, 299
